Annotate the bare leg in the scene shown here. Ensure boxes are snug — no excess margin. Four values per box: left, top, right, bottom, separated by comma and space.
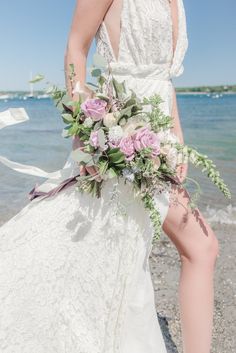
163, 185, 219, 353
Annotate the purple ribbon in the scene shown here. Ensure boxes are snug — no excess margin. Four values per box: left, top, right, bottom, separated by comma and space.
28, 174, 80, 201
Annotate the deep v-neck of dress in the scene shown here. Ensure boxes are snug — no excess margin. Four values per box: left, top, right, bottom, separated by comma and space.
101, 0, 180, 65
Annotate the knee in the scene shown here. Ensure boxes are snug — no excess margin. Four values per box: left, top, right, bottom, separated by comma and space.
180, 230, 219, 267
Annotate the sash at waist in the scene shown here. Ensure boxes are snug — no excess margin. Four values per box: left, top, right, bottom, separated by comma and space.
109, 61, 173, 81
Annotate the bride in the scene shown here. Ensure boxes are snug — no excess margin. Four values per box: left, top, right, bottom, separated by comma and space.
0, 1, 219, 352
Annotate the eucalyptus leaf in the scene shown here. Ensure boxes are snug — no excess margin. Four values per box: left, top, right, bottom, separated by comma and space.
118, 105, 133, 118
68, 123, 79, 136
93, 150, 102, 163
96, 94, 110, 102
29, 74, 44, 84
86, 81, 99, 89
107, 147, 120, 155
62, 113, 74, 124
61, 128, 71, 138
71, 148, 95, 166
98, 160, 108, 175
98, 75, 106, 86
91, 68, 102, 77
97, 129, 106, 150
93, 53, 108, 68
112, 78, 126, 98
109, 151, 125, 164
107, 168, 118, 179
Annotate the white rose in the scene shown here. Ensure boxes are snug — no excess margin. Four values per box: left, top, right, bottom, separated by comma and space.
103, 113, 117, 128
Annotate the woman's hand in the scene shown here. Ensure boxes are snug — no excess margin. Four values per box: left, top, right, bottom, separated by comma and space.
72, 133, 101, 181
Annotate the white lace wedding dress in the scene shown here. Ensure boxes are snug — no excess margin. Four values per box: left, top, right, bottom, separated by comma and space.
0, 0, 188, 352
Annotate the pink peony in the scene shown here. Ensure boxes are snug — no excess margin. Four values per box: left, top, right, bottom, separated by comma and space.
133, 127, 160, 156
119, 136, 135, 161
81, 98, 107, 121
89, 131, 99, 148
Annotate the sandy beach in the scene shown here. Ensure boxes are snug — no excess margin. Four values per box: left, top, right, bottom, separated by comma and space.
151, 223, 236, 353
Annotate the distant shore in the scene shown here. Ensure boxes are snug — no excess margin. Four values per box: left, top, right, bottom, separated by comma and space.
1, 84, 236, 99
176, 91, 236, 95
175, 84, 236, 94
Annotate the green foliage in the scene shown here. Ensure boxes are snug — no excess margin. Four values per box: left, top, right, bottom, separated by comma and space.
29, 74, 44, 84
143, 94, 173, 131
142, 193, 162, 242
112, 77, 126, 100
177, 144, 231, 199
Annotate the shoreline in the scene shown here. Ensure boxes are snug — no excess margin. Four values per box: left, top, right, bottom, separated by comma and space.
176, 91, 236, 95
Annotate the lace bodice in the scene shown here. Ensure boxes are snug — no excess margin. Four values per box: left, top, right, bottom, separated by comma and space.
95, 0, 188, 81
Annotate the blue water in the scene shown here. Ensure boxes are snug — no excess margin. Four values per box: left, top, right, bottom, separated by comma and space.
0, 94, 235, 223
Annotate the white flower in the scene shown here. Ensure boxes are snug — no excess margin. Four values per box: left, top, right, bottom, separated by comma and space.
83, 117, 93, 128
157, 129, 180, 144
189, 151, 197, 163
103, 113, 117, 128
152, 156, 161, 170
160, 144, 172, 155
177, 152, 184, 164
166, 147, 178, 170
108, 125, 124, 142
122, 168, 135, 182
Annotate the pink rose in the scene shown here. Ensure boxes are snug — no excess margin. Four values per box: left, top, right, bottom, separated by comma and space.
119, 136, 135, 161
81, 98, 107, 121
89, 131, 99, 148
133, 127, 160, 156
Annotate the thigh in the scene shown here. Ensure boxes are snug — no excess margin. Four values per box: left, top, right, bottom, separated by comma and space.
162, 185, 219, 261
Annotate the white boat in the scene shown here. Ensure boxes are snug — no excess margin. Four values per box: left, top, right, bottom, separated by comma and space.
37, 94, 50, 99
0, 94, 10, 100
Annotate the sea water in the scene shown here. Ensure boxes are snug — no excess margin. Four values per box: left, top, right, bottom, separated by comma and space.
0, 94, 235, 225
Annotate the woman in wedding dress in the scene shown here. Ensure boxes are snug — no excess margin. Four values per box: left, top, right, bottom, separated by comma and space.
0, 1, 219, 352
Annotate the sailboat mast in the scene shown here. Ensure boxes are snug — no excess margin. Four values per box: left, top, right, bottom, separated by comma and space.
29, 71, 34, 97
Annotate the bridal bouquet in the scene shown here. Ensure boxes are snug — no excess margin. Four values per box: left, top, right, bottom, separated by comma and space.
47, 54, 231, 242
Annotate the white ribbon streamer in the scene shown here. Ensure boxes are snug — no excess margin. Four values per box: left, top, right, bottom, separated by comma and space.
0, 108, 77, 194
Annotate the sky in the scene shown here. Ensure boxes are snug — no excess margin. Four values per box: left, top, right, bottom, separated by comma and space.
0, 0, 235, 91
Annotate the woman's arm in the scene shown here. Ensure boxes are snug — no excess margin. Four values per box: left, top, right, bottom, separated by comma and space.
64, 0, 113, 99
65, 0, 113, 179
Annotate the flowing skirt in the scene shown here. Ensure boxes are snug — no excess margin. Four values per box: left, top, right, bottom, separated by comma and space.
0, 75, 173, 352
